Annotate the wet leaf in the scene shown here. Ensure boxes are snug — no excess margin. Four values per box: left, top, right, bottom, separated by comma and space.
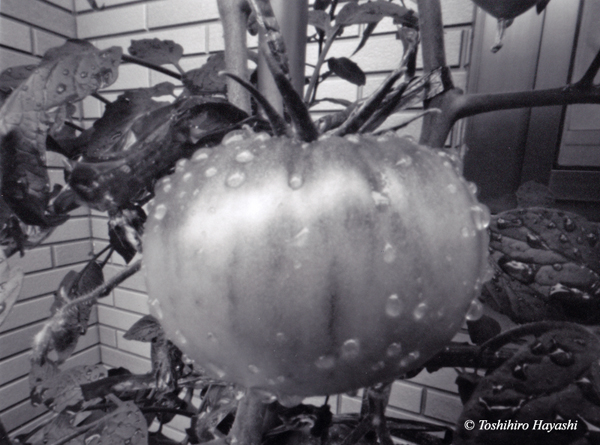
352, 21, 378, 56
327, 57, 366, 86
0, 64, 37, 92
182, 52, 227, 95
0, 247, 23, 327
128, 39, 183, 67
69, 98, 248, 212
456, 324, 600, 445
108, 206, 146, 263
0, 40, 120, 227
31, 261, 103, 365
482, 207, 600, 324
30, 364, 108, 412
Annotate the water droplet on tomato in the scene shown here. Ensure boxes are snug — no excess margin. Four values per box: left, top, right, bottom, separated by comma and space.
226, 171, 246, 188
80, 71, 88, 78
385, 294, 403, 317
386, 342, 402, 357
471, 205, 490, 230
553, 263, 563, 271
465, 299, 484, 321
289, 174, 304, 190
341, 339, 360, 360
413, 302, 427, 320
467, 181, 478, 196
222, 131, 245, 145
205, 167, 218, 177
207, 332, 217, 342
182, 172, 193, 182
235, 150, 255, 163
176, 158, 188, 172
255, 132, 271, 141
56, 83, 66, 94
153, 204, 167, 220
383, 243, 396, 263
248, 364, 260, 374
399, 351, 420, 369
315, 355, 335, 370
276, 332, 287, 343
62, 69, 69, 75
396, 155, 413, 167
278, 394, 304, 408
192, 149, 210, 163
447, 183, 457, 194
346, 134, 360, 143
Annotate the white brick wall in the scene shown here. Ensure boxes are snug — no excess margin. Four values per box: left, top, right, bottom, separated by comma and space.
0, 0, 476, 436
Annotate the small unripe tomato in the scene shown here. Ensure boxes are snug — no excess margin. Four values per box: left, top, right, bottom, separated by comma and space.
143, 131, 490, 401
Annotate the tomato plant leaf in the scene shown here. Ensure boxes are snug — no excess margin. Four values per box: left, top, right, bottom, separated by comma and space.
128, 39, 183, 68
124, 315, 164, 342
335, 0, 413, 27
352, 21, 378, 56
182, 52, 227, 95
0, 40, 120, 227
190, 384, 241, 443
108, 206, 146, 263
30, 364, 108, 412
482, 207, 600, 324
0, 246, 23, 327
308, 10, 332, 33
0, 64, 37, 93
327, 57, 366, 86
456, 324, 600, 445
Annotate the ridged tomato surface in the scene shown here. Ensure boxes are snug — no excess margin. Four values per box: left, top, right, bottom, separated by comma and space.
143, 131, 490, 400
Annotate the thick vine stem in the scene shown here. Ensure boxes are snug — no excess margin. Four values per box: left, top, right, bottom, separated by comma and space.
247, 0, 319, 141
225, 389, 271, 445
217, 0, 252, 113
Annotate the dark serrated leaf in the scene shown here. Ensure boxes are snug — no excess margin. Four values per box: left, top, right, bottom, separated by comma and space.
327, 57, 366, 86
30, 364, 108, 412
456, 324, 600, 445
182, 52, 227, 95
483, 207, 600, 324
108, 206, 146, 263
128, 39, 183, 67
124, 315, 164, 342
0, 40, 120, 227
69, 98, 249, 212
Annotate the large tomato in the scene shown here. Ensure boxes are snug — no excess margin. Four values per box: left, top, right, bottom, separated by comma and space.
143, 131, 490, 401
471, 0, 543, 20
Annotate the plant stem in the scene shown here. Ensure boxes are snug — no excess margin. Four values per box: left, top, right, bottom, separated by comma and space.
62, 259, 142, 311
226, 389, 270, 445
304, 26, 341, 104
217, 0, 252, 113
